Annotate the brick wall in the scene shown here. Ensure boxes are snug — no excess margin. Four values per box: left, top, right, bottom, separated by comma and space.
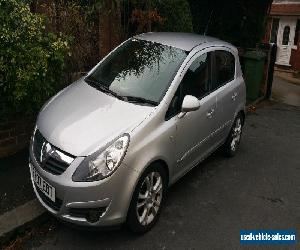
0, 118, 35, 158
262, 17, 272, 44
290, 40, 300, 71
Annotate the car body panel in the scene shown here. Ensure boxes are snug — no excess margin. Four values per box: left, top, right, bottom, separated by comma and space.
37, 79, 154, 156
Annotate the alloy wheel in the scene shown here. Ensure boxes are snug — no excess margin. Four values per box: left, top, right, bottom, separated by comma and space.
136, 171, 163, 226
231, 117, 242, 151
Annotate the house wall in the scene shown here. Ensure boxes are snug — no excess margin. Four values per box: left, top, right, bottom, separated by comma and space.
264, 3, 300, 71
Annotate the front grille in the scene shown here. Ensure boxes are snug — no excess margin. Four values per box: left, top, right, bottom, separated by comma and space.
35, 184, 63, 211
45, 156, 69, 175
33, 129, 74, 175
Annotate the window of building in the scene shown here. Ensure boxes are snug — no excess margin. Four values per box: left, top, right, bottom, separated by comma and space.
282, 26, 290, 45
270, 18, 279, 44
294, 19, 300, 46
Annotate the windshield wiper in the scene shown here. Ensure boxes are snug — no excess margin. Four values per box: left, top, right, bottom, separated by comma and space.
85, 78, 157, 106
84, 78, 124, 100
122, 96, 158, 106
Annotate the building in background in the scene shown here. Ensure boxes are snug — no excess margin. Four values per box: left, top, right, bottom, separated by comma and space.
264, 0, 300, 71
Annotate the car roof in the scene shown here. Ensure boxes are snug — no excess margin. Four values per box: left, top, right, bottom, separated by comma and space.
135, 32, 232, 51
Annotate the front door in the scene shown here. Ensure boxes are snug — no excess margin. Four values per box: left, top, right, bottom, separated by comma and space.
172, 51, 216, 178
276, 18, 297, 66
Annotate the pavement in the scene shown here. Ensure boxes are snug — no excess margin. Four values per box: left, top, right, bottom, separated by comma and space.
274, 70, 300, 86
0, 200, 45, 242
0, 149, 35, 215
0, 149, 46, 247
272, 76, 300, 107
2, 100, 297, 250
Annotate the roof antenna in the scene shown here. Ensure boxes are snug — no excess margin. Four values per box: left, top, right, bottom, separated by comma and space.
204, 9, 214, 36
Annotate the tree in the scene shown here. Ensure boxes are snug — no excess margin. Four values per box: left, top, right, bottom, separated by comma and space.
154, 0, 193, 33
188, 0, 272, 47
0, 0, 70, 117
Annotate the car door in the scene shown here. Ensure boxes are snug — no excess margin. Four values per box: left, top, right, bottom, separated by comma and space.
210, 49, 238, 146
166, 51, 217, 179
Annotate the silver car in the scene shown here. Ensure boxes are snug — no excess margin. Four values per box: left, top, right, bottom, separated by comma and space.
29, 32, 246, 233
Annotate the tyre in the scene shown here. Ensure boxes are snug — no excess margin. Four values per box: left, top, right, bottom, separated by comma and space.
223, 113, 244, 157
126, 163, 167, 234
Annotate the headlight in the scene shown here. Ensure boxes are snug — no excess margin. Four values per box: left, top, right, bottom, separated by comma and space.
72, 134, 130, 182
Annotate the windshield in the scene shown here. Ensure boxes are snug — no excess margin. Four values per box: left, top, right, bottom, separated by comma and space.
85, 39, 187, 105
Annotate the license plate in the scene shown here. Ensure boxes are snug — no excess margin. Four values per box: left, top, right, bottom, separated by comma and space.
30, 164, 56, 202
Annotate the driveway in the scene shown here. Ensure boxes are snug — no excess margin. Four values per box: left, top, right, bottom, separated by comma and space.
19, 101, 300, 250
272, 76, 300, 107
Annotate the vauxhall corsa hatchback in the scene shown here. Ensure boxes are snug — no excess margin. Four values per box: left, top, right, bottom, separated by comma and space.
29, 32, 246, 233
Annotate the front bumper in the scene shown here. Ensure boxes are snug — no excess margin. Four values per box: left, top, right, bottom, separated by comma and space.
29, 141, 139, 227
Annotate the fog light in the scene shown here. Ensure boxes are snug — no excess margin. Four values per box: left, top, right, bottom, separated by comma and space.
69, 207, 107, 223
86, 210, 102, 223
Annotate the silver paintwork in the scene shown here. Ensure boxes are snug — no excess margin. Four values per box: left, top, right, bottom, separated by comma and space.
181, 95, 200, 112
29, 32, 246, 227
135, 32, 221, 51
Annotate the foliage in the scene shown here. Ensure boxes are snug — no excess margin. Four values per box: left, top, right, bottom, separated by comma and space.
188, 0, 272, 47
35, 0, 99, 73
0, 0, 70, 117
123, 0, 193, 35
130, 8, 165, 33
153, 0, 193, 33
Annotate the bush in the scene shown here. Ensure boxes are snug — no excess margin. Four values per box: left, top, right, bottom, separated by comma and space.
155, 0, 193, 32
0, 0, 70, 117
128, 0, 193, 34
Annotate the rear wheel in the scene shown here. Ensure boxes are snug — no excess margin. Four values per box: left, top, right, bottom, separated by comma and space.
127, 163, 167, 234
223, 114, 243, 157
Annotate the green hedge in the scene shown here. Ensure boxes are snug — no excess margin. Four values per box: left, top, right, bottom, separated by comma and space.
0, 0, 70, 118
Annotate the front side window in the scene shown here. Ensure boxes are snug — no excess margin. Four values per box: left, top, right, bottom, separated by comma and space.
213, 50, 235, 90
180, 52, 212, 99
85, 39, 187, 105
165, 52, 212, 119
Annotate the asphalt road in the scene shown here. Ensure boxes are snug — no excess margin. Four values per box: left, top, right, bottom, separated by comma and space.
22, 101, 300, 250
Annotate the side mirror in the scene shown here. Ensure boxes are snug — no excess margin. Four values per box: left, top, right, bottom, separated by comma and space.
178, 95, 200, 118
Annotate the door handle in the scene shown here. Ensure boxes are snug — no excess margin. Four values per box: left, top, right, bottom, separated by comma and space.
231, 92, 238, 101
206, 108, 214, 119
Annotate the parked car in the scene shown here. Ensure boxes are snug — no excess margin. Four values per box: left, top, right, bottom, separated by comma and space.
29, 32, 246, 233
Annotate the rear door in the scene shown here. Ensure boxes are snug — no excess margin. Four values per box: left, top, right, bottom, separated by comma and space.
210, 49, 238, 146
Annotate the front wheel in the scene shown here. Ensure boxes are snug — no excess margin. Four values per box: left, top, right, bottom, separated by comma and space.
126, 163, 167, 234
223, 114, 243, 157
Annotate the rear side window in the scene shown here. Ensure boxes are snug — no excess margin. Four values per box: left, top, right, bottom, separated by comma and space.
213, 50, 235, 90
